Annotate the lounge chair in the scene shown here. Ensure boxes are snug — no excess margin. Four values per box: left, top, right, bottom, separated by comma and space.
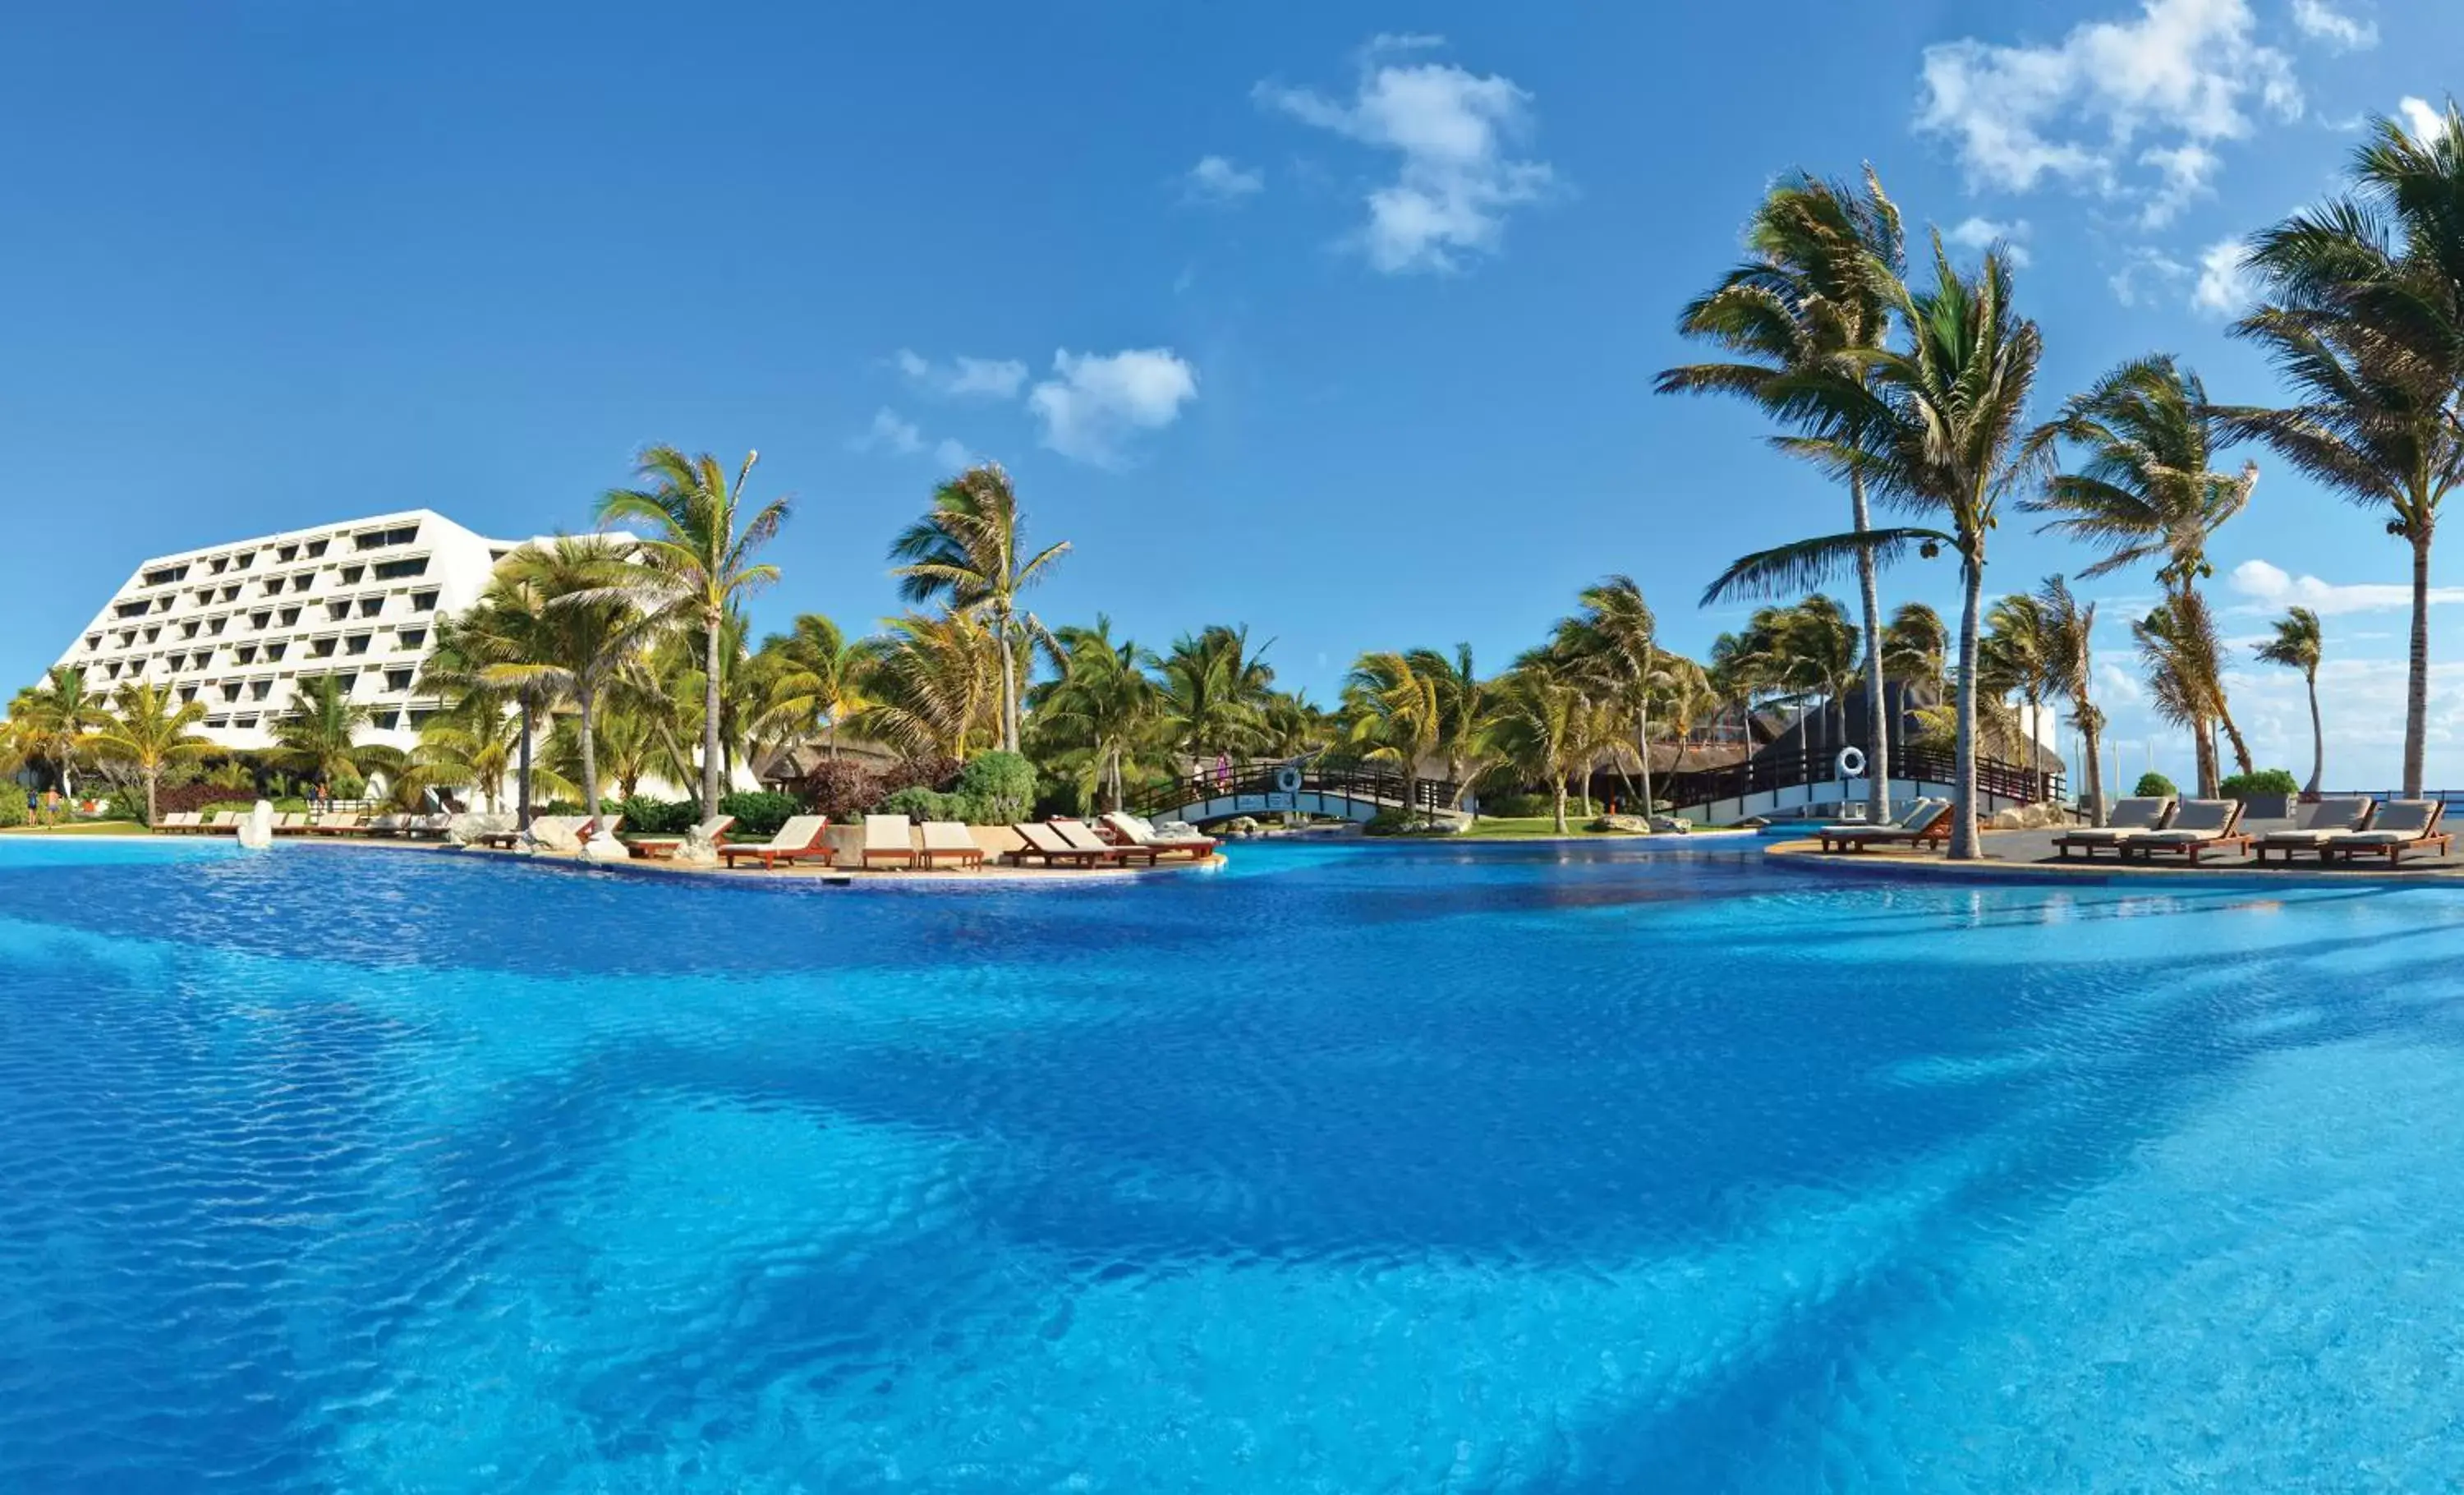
918, 821, 986, 869
2053, 797, 2177, 861
364, 813, 402, 836
579, 814, 623, 847
626, 815, 735, 859
1008, 821, 1119, 867
862, 814, 918, 869
471, 814, 583, 850
2120, 798, 2250, 864
274, 812, 310, 835
156, 812, 200, 833
204, 811, 241, 834
719, 815, 833, 870
308, 812, 362, 835
408, 813, 453, 840
1051, 816, 1163, 866
1815, 798, 1951, 854
2324, 800, 2450, 866
2250, 796, 2374, 866
1099, 811, 1219, 861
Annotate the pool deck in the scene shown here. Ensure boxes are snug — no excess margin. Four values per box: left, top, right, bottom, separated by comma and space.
1769, 823, 2464, 886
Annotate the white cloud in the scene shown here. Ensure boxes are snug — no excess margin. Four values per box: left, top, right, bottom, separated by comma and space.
893, 349, 1028, 401
931, 438, 975, 471
2137, 141, 2218, 226
2108, 246, 2190, 306
2291, 0, 2378, 51
850, 407, 925, 457
1184, 154, 1264, 203
2097, 661, 2146, 703
2229, 558, 2464, 616
1946, 215, 2034, 268
1916, 0, 2301, 221
2190, 236, 2255, 314
1026, 348, 1199, 467
2400, 95, 2450, 140
1257, 40, 1554, 274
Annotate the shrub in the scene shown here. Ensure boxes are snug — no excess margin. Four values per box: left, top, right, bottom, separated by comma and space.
2218, 768, 2301, 799
1363, 808, 1417, 836
2132, 772, 2178, 798
717, 789, 803, 839
0, 794, 27, 830
795, 759, 884, 820
614, 796, 700, 835
875, 785, 953, 822
955, 752, 1037, 826
103, 789, 146, 825
1478, 790, 1550, 817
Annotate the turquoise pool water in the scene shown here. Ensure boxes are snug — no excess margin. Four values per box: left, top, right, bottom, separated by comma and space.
5, 836, 2464, 1489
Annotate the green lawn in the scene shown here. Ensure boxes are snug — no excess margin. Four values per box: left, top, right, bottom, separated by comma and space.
0, 820, 152, 835
1435, 815, 1648, 840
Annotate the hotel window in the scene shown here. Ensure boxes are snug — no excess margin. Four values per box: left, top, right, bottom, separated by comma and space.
409, 591, 439, 613
260, 579, 283, 598
371, 556, 427, 581
355, 524, 420, 551
356, 596, 384, 618
205, 716, 229, 729
249, 611, 271, 631
234, 646, 258, 665
291, 574, 314, 593
154, 596, 173, 613
275, 545, 297, 562
220, 683, 241, 702
180, 622, 199, 639
220, 585, 241, 602
84, 634, 100, 651
339, 565, 364, 585
309, 638, 337, 659
305, 539, 329, 559
209, 619, 227, 636
279, 607, 301, 628
345, 634, 372, 656
251, 681, 273, 701
114, 600, 149, 619
209, 558, 228, 575
265, 643, 286, 661
397, 627, 426, 649
233, 715, 258, 729
407, 709, 436, 729
384, 668, 414, 692
142, 626, 160, 643
142, 565, 184, 587
177, 686, 197, 703
327, 600, 351, 622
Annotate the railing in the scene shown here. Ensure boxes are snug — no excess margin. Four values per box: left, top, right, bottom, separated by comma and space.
1656, 742, 2064, 812
1133, 761, 1460, 818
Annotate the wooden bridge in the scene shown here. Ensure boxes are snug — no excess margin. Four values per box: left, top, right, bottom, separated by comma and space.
1655, 743, 2065, 823
1133, 762, 1460, 827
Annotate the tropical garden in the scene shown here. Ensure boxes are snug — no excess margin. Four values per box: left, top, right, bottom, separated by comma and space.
8, 108, 2461, 857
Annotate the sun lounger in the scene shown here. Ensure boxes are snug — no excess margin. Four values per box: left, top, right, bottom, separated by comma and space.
2052, 797, 2177, 860
1009, 821, 1119, 867
2323, 800, 2450, 866
472, 814, 584, 850
204, 811, 241, 834
626, 815, 735, 859
274, 813, 310, 835
1051, 816, 1162, 866
364, 813, 402, 836
1099, 810, 1219, 860
2120, 798, 2250, 864
156, 812, 200, 833
918, 821, 986, 869
719, 815, 832, 869
2250, 796, 2374, 865
862, 814, 919, 869
306, 812, 362, 835
1815, 798, 1951, 853
408, 813, 452, 840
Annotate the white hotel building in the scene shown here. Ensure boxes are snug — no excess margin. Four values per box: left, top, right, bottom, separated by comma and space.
53, 509, 545, 752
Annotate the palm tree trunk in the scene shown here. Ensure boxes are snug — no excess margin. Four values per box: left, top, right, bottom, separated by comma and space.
2193, 716, 2218, 798
517, 700, 535, 829
144, 768, 158, 828
578, 682, 600, 822
1551, 775, 1569, 835
2081, 719, 2104, 829
998, 614, 1021, 754
2406, 528, 2431, 798
702, 609, 724, 819
1637, 651, 1657, 816
2217, 704, 2255, 778
1851, 471, 1891, 820
1950, 553, 1984, 861
2304, 670, 2324, 797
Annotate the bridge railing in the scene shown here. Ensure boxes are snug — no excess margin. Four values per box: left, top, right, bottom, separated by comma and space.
1657, 743, 2064, 811
1133, 762, 1460, 818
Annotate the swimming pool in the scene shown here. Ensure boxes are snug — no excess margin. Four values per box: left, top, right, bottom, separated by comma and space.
5, 836, 2462, 1490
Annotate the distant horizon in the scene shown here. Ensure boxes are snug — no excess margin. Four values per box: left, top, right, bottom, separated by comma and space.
7, 2, 2461, 790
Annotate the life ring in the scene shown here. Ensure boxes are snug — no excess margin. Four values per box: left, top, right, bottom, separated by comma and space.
1273, 766, 1303, 794
1836, 746, 1868, 780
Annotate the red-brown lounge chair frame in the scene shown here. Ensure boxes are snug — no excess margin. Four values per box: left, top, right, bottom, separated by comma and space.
719, 816, 833, 870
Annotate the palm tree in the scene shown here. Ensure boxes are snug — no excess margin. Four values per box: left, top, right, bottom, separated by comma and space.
752, 614, 877, 763
89, 683, 211, 825
1660, 168, 1907, 818
597, 446, 792, 818
2023, 353, 2258, 773
1881, 602, 1949, 690
854, 611, 1004, 763
2035, 577, 2105, 825
490, 536, 657, 823
1030, 617, 1160, 812
421, 577, 563, 825
1485, 665, 1588, 833
270, 675, 404, 796
1156, 625, 1276, 766
412, 709, 524, 813
2254, 606, 2327, 794
1260, 691, 1333, 758
1548, 577, 1664, 812
1701, 242, 2047, 859
2134, 591, 2232, 796
888, 463, 1069, 755
1981, 591, 2053, 788
8, 665, 106, 798
1654, 656, 1722, 776
2218, 104, 2464, 798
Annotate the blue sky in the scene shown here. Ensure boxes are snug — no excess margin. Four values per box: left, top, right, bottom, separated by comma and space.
4, 0, 2460, 788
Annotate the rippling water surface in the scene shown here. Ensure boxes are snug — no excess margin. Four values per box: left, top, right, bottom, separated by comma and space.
5, 836, 2464, 1491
